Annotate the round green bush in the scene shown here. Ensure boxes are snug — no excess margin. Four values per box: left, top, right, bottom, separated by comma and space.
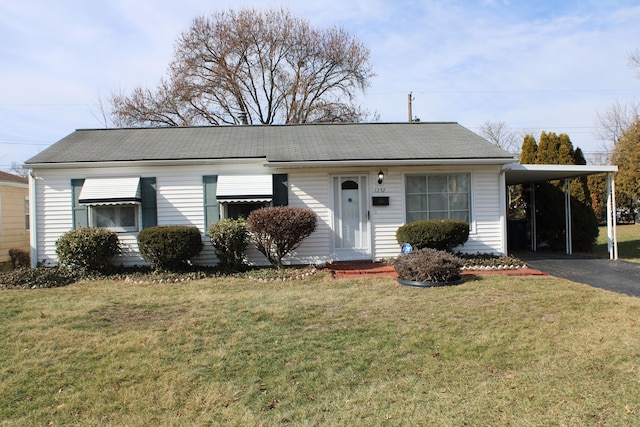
396, 219, 469, 252
207, 218, 249, 272
393, 248, 462, 283
137, 225, 203, 271
55, 227, 120, 271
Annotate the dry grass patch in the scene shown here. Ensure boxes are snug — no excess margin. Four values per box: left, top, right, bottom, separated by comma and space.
1, 273, 640, 425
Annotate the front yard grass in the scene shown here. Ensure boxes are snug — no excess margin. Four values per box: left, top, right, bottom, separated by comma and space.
2, 273, 640, 425
594, 224, 640, 262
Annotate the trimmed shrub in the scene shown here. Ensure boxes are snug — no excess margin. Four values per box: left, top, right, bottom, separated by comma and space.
137, 225, 203, 271
247, 206, 317, 268
393, 248, 462, 283
8, 248, 30, 269
207, 218, 249, 272
55, 227, 120, 271
396, 219, 469, 252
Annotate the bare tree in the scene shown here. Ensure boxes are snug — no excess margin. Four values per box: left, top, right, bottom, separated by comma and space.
629, 48, 640, 78
479, 121, 519, 154
10, 161, 28, 178
91, 92, 116, 128
110, 8, 374, 127
594, 100, 640, 159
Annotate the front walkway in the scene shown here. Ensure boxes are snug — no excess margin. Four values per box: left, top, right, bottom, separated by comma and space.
518, 252, 640, 297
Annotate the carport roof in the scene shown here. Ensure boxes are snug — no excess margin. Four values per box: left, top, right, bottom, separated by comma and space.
504, 164, 618, 186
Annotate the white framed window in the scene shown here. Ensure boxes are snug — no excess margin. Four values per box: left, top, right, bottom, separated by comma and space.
24, 196, 29, 231
405, 173, 471, 223
90, 204, 139, 232
221, 201, 270, 220
214, 175, 273, 221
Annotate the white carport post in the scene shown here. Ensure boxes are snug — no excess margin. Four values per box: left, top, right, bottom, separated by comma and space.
564, 179, 572, 255
529, 183, 537, 251
606, 172, 618, 260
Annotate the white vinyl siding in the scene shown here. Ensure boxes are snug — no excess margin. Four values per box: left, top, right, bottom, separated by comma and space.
32, 163, 507, 267
371, 169, 405, 259
287, 170, 332, 265
33, 163, 266, 267
399, 165, 505, 255
465, 168, 505, 254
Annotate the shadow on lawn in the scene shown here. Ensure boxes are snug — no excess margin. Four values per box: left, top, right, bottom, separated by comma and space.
593, 239, 640, 261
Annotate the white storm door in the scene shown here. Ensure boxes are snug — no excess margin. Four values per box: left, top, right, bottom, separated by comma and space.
332, 176, 370, 259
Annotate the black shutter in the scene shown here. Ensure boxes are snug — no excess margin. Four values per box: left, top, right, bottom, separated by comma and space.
71, 179, 88, 229
203, 175, 219, 227
140, 177, 157, 229
272, 174, 288, 206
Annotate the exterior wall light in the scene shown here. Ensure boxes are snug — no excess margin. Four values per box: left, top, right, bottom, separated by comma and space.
377, 170, 384, 185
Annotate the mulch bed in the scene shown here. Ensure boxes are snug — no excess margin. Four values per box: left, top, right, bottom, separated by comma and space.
326, 262, 548, 279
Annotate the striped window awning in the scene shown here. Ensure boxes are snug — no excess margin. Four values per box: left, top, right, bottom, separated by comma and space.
78, 177, 141, 205
216, 175, 272, 203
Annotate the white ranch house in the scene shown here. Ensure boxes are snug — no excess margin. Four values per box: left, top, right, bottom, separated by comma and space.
24, 122, 618, 268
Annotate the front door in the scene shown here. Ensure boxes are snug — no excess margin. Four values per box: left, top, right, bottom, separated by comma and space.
332, 176, 370, 260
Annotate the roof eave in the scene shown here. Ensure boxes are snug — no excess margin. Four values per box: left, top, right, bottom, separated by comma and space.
265, 158, 518, 168
25, 157, 268, 169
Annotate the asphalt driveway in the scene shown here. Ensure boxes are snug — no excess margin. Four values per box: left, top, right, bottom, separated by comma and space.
520, 253, 640, 297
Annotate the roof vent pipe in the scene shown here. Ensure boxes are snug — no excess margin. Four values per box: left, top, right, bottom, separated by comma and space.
238, 111, 248, 125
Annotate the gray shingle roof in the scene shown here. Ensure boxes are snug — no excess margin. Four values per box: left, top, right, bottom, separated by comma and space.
25, 122, 515, 165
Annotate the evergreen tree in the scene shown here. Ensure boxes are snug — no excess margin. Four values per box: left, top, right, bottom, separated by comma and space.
611, 117, 640, 220
588, 174, 608, 223
536, 131, 560, 164
515, 131, 598, 252
570, 147, 591, 204
558, 133, 575, 165
519, 134, 537, 164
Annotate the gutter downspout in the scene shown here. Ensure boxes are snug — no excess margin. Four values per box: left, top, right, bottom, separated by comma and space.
28, 171, 38, 268
499, 167, 507, 255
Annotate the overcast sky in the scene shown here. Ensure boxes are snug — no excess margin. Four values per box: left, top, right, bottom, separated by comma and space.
1, 0, 639, 171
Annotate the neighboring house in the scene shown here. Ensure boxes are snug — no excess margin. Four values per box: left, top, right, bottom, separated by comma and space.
0, 171, 30, 269
25, 122, 518, 267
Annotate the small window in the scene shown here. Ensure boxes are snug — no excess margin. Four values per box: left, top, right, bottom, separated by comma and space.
25, 197, 30, 231
223, 202, 269, 220
91, 205, 138, 232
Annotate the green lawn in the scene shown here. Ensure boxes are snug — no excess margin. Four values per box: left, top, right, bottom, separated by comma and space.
2, 273, 640, 425
594, 224, 640, 262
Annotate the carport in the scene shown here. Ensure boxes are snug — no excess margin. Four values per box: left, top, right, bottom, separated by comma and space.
503, 164, 619, 260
